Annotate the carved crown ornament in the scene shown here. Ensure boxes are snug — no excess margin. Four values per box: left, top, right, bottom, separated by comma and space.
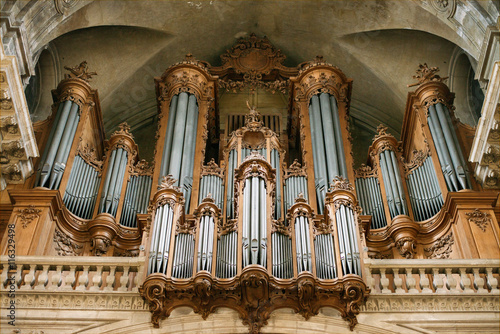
157, 65, 215, 103
354, 163, 378, 179
76, 139, 103, 172
201, 158, 224, 177
209, 33, 298, 94
139, 267, 369, 333
284, 159, 307, 179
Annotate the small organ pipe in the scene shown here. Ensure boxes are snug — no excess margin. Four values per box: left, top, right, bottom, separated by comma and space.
330, 95, 348, 178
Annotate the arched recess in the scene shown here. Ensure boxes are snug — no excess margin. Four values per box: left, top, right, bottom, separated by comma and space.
448, 46, 485, 126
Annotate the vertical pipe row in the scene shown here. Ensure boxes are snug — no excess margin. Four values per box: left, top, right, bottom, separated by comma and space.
198, 175, 224, 209
172, 233, 194, 279
226, 149, 236, 219
427, 103, 469, 191
335, 205, 361, 276
284, 176, 308, 212
271, 233, 293, 279
120, 175, 153, 227
216, 231, 237, 278
98, 148, 128, 217
271, 149, 282, 220
148, 205, 174, 275
63, 156, 100, 219
379, 149, 407, 219
314, 234, 337, 279
406, 157, 444, 221
197, 215, 215, 272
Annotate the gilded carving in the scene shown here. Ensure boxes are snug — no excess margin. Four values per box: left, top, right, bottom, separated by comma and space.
424, 232, 454, 259
53, 228, 83, 256
17, 205, 42, 228
64, 61, 97, 82
201, 158, 224, 177
465, 209, 491, 232
328, 176, 354, 192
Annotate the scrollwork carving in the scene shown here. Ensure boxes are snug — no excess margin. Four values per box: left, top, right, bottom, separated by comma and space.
395, 237, 417, 259
53, 228, 83, 256
424, 232, 454, 259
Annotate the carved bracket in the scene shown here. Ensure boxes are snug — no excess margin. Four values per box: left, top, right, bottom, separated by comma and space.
140, 267, 369, 333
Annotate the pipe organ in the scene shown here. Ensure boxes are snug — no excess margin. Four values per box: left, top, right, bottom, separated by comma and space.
8, 36, 498, 334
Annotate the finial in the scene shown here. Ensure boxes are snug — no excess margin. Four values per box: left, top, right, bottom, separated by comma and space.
408, 63, 448, 88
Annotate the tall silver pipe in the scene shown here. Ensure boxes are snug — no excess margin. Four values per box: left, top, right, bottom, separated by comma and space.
330, 95, 348, 178
159, 95, 178, 183
168, 92, 189, 185
259, 177, 267, 267
319, 93, 340, 182
389, 150, 407, 214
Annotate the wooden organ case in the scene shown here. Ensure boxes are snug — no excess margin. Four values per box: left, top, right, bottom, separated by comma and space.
2, 36, 498, 333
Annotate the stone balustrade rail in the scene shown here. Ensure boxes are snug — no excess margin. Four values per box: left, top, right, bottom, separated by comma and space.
364, 258, 500, 294
0, 256, 145, 292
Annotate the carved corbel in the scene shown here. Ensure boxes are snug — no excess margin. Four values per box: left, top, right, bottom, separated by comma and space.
388, 215, 420, 259
87, 213, 120, 256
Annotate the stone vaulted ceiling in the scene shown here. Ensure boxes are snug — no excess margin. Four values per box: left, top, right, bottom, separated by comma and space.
22, 0, 496, 163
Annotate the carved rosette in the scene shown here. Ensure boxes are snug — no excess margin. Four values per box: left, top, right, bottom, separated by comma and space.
139, 267, 369, 333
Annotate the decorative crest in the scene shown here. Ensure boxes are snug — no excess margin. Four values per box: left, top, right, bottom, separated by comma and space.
134, 159, 154, 176
354, 164, 377, 178
328, 176, 354, 192
243, 150, 266, 162
112, 122, 133, 138
158, 175, 180, 191
373, 124, 391, 140
201, 158, 224, 177
408, 63, 448, 88
202, 193, 215, 203
284, 159, 307, 179
64, 61, 97, 82
295, 192, 307, 203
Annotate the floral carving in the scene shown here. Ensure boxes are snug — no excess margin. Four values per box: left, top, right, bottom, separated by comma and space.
424, 232, 454, 259
53, 229, 83, 256
284, 159, 307, 179
112, 122, 133, 138
158, 175, 181, 192
17, 205, 42, 228
77, 140, 103, 172
132, 159, 154, 176
64, 61, 97, 82
201, 158, 224, 177
466, 209, 491, 232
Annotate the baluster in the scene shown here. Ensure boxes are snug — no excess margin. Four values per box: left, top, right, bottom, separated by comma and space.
15, 265, 23, 288
393, 268, 405, 294
445, 268, 458, 293
61, 265, 76, 291
21, 264, 35, 290
473, 268, 487, 293
119, 266, 130, 291
380, 268, 391, 294
432, 267, 446, 293
49, 265, 63, 291
34, 265, 50, 290
76, 265, 89, 291
459, 267, 474, 293
419, 268, 432, 293
365, 266, 376, 292
89, 265, 103, 291
1, 264, 8, 287
406, 268, 418, 293
485, 267, 499, 293
105, 266, 117, 291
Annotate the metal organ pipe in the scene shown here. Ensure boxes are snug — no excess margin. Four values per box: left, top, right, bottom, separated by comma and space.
295, 215, 312, 273
158, 95, 178, 183
427, 103, 469, 191
98, 148, 128, 217
309, 93, 348, 213
120, 175, 153, 227
63, 156, 100, 219
379, 149, 407, 218
37, 101, 80, 189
